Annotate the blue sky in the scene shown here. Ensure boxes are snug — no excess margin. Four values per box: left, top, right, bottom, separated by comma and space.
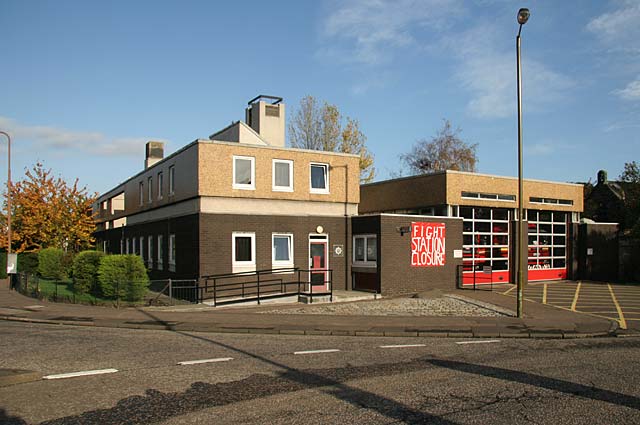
1, 0, 639, 195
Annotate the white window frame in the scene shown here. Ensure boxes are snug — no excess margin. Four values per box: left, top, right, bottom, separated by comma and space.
310, 162, 329, 194
272, 159, 294, 192
139, 236, 145, 260
353, 234, 377, 267
147, 237, 153, 268
168, 234, 176, 272
139, 182, 144, 206
157, 172, 163, 200
232, 232, 256, 272
157, 235, 164, 270
147, 177, 153, 203
126, 238, 130, 255
169, 166, 175, 195
272, 233, 294, 269
233, 156, 255, 190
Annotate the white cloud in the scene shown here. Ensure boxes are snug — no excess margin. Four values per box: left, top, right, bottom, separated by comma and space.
320, 0, 464, 66
587, 1, 640, 43
450, 25, 574, 119
613, 75, 640, 101
0, 116, 164, 157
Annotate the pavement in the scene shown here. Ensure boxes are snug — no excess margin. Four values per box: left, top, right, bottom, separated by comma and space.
0, 278, 631, 387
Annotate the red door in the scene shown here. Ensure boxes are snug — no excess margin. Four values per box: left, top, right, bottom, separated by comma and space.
309, 240, 328, 292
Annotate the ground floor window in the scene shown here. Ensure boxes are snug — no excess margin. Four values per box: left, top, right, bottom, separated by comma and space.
232, 232, 255, 272
353, 234, 377, 267
169, 234, 176, 272
147, 237, 153, 269
157, 235, 164, 270
272, 233, 293, 269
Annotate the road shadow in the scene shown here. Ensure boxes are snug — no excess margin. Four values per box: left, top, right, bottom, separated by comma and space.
40, 309, 456, 425
0, 408, 27, 425
427, 358, 640, 411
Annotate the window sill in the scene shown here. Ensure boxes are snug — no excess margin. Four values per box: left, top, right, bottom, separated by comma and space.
233, 185, 256, 191
272, 187, 294, 192
352, 262, 377, 268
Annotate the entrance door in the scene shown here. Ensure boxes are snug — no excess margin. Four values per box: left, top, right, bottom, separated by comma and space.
309, 235, 329, 292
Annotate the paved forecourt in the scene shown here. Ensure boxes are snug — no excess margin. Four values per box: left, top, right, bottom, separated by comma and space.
500, 280, 640, 331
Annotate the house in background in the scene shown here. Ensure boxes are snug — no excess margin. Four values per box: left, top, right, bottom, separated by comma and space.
93, 96, 360, 293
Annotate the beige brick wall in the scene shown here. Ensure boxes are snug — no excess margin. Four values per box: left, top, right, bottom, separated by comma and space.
360, 173, 447, 213
198, 141, 360, 204
360, 171, 583, 214
446, 171, 583, 212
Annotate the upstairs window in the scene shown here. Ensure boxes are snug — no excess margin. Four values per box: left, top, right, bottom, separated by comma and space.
233, 156, 255, 190
157, 172, 163, 200
169, 166, 175, 195
147, 177, 153, 203
273, 159, 293, 192
139, 182, 144, 206
310, 163, 329, 193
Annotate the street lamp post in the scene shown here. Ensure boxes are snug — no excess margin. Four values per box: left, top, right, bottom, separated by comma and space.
516, 8, 530, 318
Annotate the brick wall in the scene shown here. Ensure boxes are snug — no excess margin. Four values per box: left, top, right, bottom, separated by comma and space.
379, 215, 463, 296
199, 214, 351, 291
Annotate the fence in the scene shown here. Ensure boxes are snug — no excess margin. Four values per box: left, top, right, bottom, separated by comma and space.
8, 272, 159, 307
201, 267, 333, 306
456, 265, 495, 291
148, 279, 199, 306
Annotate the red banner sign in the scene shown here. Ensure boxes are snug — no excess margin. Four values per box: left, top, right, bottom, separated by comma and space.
411, 222, 446, 267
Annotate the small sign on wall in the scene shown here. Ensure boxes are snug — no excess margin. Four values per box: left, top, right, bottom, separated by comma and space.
411, 222, 446, 267
453, 249, 463, 259
333, 244, 344, 257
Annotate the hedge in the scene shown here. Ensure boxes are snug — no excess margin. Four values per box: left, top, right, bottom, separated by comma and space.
38, 248, 67, 280
0, 252, 39, 279
97, 255, 149, 301
72, 251, 105, 295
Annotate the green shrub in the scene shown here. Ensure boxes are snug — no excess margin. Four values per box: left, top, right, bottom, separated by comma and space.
38, 248, 67, 280
18, 252, 39, 274
98, 255, 149, 302
72, 251, 105, 295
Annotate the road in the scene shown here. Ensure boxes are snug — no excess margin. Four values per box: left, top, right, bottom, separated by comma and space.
1, 321, 639, 424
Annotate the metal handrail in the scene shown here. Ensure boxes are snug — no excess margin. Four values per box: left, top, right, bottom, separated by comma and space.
201, 267, 332, 306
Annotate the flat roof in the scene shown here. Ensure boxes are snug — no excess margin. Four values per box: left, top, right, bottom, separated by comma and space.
362, 169, 583, 188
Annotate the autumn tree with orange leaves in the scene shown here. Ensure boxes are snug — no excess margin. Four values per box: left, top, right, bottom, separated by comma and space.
0, 163, 97, 253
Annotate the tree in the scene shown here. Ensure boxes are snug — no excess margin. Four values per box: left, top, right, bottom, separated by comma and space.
620, 161, 640, 183
0, 163, 97, 253
400, 120, 478, 175
619, 161, 640, 237
288, 95, 375, 183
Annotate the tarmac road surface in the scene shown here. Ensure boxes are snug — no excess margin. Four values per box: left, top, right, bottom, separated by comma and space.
1, 321, 639, 424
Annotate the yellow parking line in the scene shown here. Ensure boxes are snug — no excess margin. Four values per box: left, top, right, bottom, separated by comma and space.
542, 284, 547, 304
571, 281, 581, 311
503, 285, 516, 295
607, 284, 627, 330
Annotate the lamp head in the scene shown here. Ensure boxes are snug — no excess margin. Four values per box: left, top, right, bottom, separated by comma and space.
517, 8, 530, 25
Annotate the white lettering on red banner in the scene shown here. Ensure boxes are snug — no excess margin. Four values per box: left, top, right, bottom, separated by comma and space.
410, 222, 446, 267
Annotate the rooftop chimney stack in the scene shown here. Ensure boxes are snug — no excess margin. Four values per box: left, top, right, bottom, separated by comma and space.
145, 141, 164, 169
245, 95, 285, 147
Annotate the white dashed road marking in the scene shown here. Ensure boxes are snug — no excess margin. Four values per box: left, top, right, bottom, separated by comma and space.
178, 357, 234, 365
43, 368, 119, 380
379, 344, 426, 349
294, 349, 340, 355
456, 340, 501, 345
